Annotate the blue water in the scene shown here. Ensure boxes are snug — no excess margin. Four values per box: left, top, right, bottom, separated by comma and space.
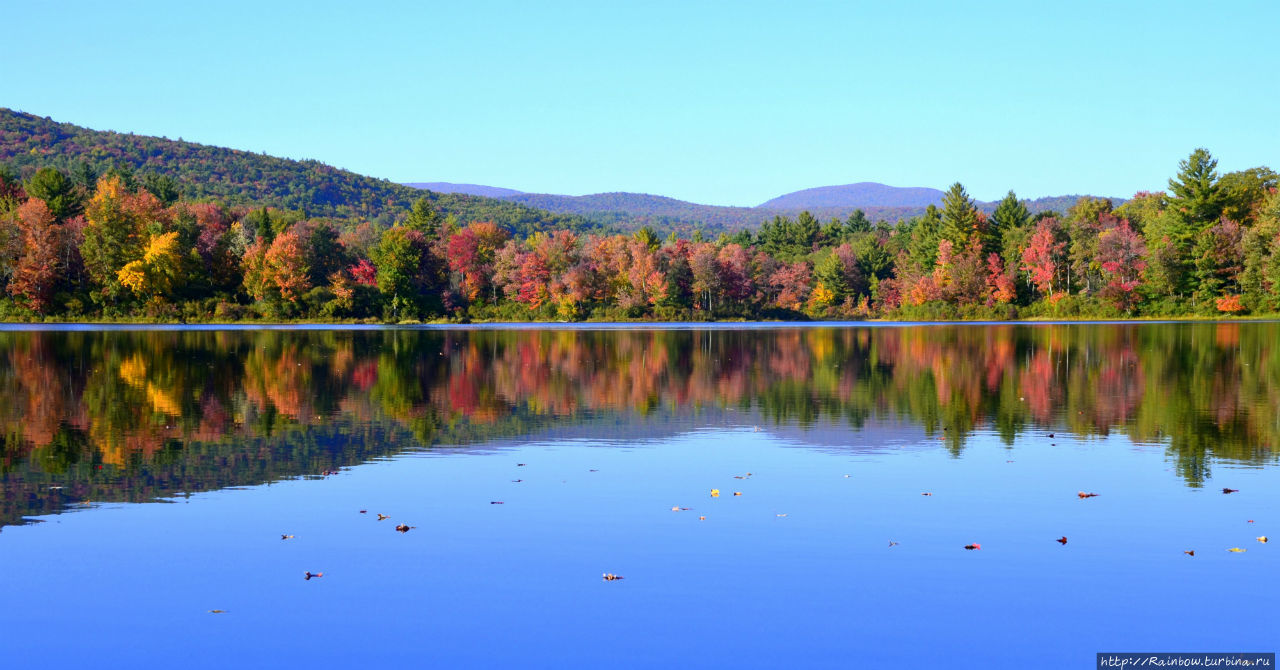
0, 324, 1276, 668
3, 430, 1275, 668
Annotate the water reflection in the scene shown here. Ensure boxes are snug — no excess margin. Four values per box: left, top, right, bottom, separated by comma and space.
1, 323, 1276, 527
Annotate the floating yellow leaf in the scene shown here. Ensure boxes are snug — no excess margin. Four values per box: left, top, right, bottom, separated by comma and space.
733, 492, 742, 496
1258, 537, 1269, 543
710, 489, 720, 498
1227, 547, 1247, 553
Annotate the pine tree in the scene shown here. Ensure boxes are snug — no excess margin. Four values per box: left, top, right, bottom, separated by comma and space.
991, 191, 1029, 243
404, 197, 442, 237
1168, 148, 1224, 228
845, 209, 871, 235
794, 211, 820, 251
24, 167, 82, 222
908, 205, 943, 269
940, 182, 979, 248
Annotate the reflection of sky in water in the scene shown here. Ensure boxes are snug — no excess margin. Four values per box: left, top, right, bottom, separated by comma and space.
2, 427, 1277, 668
0, 323, 1278, 666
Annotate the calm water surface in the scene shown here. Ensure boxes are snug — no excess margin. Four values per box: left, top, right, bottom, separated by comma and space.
0, 323, 1276, 668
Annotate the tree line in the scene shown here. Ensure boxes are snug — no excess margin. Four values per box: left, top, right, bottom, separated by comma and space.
0, 149, 1276, 321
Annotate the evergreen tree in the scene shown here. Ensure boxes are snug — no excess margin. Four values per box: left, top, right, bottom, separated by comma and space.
908, 205, 943, 269
140, 173, 182, 206
404, 197, 442, 237
24, 167, 82, 222
845, 209, 871, 235
940, 182, 979, 248
991, 191, 1029, 242
632, 226, 660, 251
794, 211, 820, 251
728, 228, 754, 248
813, 252, 849, 302
1168, 148, 1224, 228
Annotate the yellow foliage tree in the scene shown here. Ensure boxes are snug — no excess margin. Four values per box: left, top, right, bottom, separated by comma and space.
117, 231, 182, 298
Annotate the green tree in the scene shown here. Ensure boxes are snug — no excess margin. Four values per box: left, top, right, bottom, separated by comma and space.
632, 226, 660, 252
373, 226, 431, 318
845, 209, 871, 235
1218, 167, 1278, 224
907, 205, 943, 269
24, 167, 83, 222
991, 191, 1030, 233
1168, 148, 1224, 228
404, 197, 442, 237
140, 173, 182, 206
794, 211, 820, 251
940, 182, 979, 248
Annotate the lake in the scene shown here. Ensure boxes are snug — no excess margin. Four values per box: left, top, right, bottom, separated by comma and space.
0, 323, 1276, 668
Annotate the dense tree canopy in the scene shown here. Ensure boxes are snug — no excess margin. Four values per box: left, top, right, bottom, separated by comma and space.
0, 146, 1275, 322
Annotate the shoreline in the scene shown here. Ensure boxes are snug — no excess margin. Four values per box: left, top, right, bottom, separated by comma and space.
1, 316, 1277, 331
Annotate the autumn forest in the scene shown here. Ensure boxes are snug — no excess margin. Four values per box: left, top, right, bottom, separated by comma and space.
1, 108, 1278, 322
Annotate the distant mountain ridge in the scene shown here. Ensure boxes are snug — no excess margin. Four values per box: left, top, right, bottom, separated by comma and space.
758, 182, 946, 209
404, 181, 1127, 233
403, 182, 525, 198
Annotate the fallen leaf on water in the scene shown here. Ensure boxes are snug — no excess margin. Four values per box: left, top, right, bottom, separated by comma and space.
733, 492, 742, 497
589, 469, 598, 472
304, 571, 324, 580
377, 514, 390, 521
490, 501, 504, 505
1223, 488, 1239, 494
1056, 537, 1068, 545
1078, 492, 1099, 499
1247, 520, 1254, 523
358, 510, 367, 514
1184, 550, 1195, 556
517, 463, 526, 467
208, 610, 227, 614
511, 479, 522, 482
921, 492, 932, 496
888, 541, 899, 547
1227, 547, 1247, 553
395, 525, 415, 533
1258, 537, 1269, 543
734, 476, 746, 479
281, 534, 295, 540
698, 516, 706, 521
843, 474, 851, 478
776, 513, 787, 518
964, 544, 981, 550
602, 573, 624, 581
710, 489, 720, 498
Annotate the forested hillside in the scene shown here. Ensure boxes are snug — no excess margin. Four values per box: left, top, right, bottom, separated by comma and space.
0, 108, 593, 236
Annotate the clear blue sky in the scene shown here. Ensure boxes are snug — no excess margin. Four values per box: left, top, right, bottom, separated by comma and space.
4, 0, 1277, 206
